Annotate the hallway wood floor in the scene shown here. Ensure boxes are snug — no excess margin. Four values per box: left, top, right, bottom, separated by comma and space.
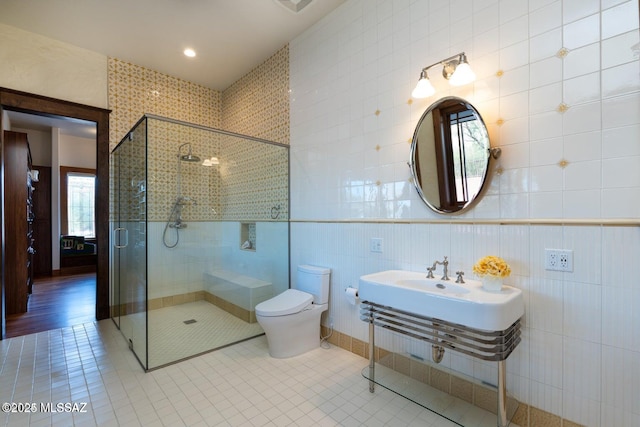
5, 273, 96, 338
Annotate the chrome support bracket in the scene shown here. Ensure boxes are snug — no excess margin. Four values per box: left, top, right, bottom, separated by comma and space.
361, 301, 521, 426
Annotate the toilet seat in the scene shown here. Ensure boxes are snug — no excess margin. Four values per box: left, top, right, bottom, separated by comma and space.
255, 289, 313, 317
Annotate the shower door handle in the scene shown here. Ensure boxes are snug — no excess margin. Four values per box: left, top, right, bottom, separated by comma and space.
113, 227, 129, 248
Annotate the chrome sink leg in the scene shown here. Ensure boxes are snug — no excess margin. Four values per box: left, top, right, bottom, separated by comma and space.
498, 360, 507, 427
368, 314, 375, 393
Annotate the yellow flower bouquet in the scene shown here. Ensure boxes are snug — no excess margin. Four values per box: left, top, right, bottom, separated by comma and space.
473, 255, 511, 279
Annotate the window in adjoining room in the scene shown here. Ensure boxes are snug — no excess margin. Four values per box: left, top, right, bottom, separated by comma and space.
61, 167, 96, 239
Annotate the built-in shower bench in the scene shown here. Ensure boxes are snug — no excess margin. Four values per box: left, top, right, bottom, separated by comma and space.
203, 270, 273, 323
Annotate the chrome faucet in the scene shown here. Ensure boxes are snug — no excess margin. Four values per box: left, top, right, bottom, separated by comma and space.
427, 256, 449, 280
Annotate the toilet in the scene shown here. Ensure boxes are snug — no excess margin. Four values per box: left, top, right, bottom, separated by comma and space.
255, 265, 330, 358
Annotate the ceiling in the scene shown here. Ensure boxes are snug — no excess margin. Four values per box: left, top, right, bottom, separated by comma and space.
0, 0, 344, 91
7, 111, 96, 139
1, 0, 345, 137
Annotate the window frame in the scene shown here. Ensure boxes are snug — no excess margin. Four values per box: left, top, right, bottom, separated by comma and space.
60, 166, 97, 239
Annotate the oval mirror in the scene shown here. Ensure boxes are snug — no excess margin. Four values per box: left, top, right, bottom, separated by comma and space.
409, 96, 494, 214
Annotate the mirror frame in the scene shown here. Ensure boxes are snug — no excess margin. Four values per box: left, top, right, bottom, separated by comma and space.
409, 96, 493, 215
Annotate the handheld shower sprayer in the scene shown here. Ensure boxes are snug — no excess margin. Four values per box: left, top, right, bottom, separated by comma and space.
163, 143, 201, 248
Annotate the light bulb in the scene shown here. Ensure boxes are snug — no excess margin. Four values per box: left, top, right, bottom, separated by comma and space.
411, 71, 435, 98
449, 57, 476, 86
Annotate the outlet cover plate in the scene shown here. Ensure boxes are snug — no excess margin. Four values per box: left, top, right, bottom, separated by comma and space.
545, 249, 573, 272
370, 238, 383, 253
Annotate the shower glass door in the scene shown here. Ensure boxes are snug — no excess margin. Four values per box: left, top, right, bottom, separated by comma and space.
112, 119, 148, 369
112, 114, 289, 371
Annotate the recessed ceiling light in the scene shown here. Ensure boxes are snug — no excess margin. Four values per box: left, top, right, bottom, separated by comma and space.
183, 48, 196, 58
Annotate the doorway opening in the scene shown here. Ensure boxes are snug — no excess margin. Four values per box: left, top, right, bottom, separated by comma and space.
0, 87, 110, 340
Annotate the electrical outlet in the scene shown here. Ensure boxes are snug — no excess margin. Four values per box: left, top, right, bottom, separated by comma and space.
545, 249, 573, 272
370, 238, 383, 253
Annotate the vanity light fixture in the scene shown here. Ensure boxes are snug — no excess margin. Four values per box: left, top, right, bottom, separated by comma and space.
411, 52, 476, 98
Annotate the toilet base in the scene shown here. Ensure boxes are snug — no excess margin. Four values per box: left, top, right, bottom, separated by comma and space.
257, 306, 325, 358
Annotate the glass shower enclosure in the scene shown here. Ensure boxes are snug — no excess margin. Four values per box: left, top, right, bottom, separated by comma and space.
111, 115, 289, 370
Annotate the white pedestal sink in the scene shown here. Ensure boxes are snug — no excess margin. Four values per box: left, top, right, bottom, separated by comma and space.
359, 269, 525, 427
359, 269, 523, 331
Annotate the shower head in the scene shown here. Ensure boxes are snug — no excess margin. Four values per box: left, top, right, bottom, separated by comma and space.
178, 143, 201, 162
180, 153, 201, 162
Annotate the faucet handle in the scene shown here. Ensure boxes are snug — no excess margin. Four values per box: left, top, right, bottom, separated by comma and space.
455, 271, 465, 283
426, 267, 435, 279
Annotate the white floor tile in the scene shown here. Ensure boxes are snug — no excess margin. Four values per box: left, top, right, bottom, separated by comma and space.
0, 320, 515, 426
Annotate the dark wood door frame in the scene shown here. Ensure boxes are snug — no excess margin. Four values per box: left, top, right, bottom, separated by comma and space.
0, 87, 110, 339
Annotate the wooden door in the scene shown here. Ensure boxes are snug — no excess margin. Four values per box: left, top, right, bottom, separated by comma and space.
3, 130, 29, 314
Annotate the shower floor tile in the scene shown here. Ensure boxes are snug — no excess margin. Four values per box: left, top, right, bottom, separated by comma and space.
120, 301, 263, 369
147, 300, 264, 368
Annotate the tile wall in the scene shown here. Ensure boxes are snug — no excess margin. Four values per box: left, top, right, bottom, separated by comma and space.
288, 1, 640, 426
107, 49, 290, 222
222, 45, 290, 145
107, 50, 290, 314
107, 57, 221, 152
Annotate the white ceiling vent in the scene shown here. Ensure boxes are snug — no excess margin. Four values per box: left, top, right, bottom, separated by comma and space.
275, 0, 313, 13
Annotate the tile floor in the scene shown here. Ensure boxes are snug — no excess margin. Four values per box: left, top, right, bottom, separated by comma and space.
121, 301, 264, 369
0, 320, 505, 426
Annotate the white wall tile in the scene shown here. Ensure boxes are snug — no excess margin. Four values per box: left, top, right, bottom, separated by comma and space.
289, 0, 640, 419
528, 278, 564, 334
602, 31, 640, 69
530, 192, 563, 218
602, 93, 640, 129
531, 165, 563, 192
563, 130, 601, 162
562, 0, 600, 24
530, 111, 563, 140
563, 393, 601, 427
563, 101, 602, 135
529, 81, 562, 112
563, 337, 601, 400
529, 329, 563, 388
563, 14, 600, 49
602, 156, 640, 188
530, 1, 562, 36
563, 43, 601, 80
601, 0, 640, 39
529, 28, 562, 62
499, 64, 530, 95
563, 281, 602, 342
601, 226, 640, 287
602, 346, 640, 413
563, 72, 600, 105
601, 188, 640, 218
602, 286, 640, 351
563, 160, 601, 191
602, 62, 640, 99
563, 189, 601, 218
530, 137, 563, 166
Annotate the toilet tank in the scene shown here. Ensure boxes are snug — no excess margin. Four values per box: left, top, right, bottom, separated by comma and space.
295, 265, 330, 305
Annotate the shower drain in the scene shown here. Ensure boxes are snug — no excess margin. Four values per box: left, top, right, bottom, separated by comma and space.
183, 319, 197, 325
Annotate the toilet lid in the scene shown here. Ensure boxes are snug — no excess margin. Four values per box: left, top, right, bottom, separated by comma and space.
255, 289, 313, 317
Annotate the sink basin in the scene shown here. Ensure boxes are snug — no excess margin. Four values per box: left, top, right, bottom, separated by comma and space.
359, 270, 524, 331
